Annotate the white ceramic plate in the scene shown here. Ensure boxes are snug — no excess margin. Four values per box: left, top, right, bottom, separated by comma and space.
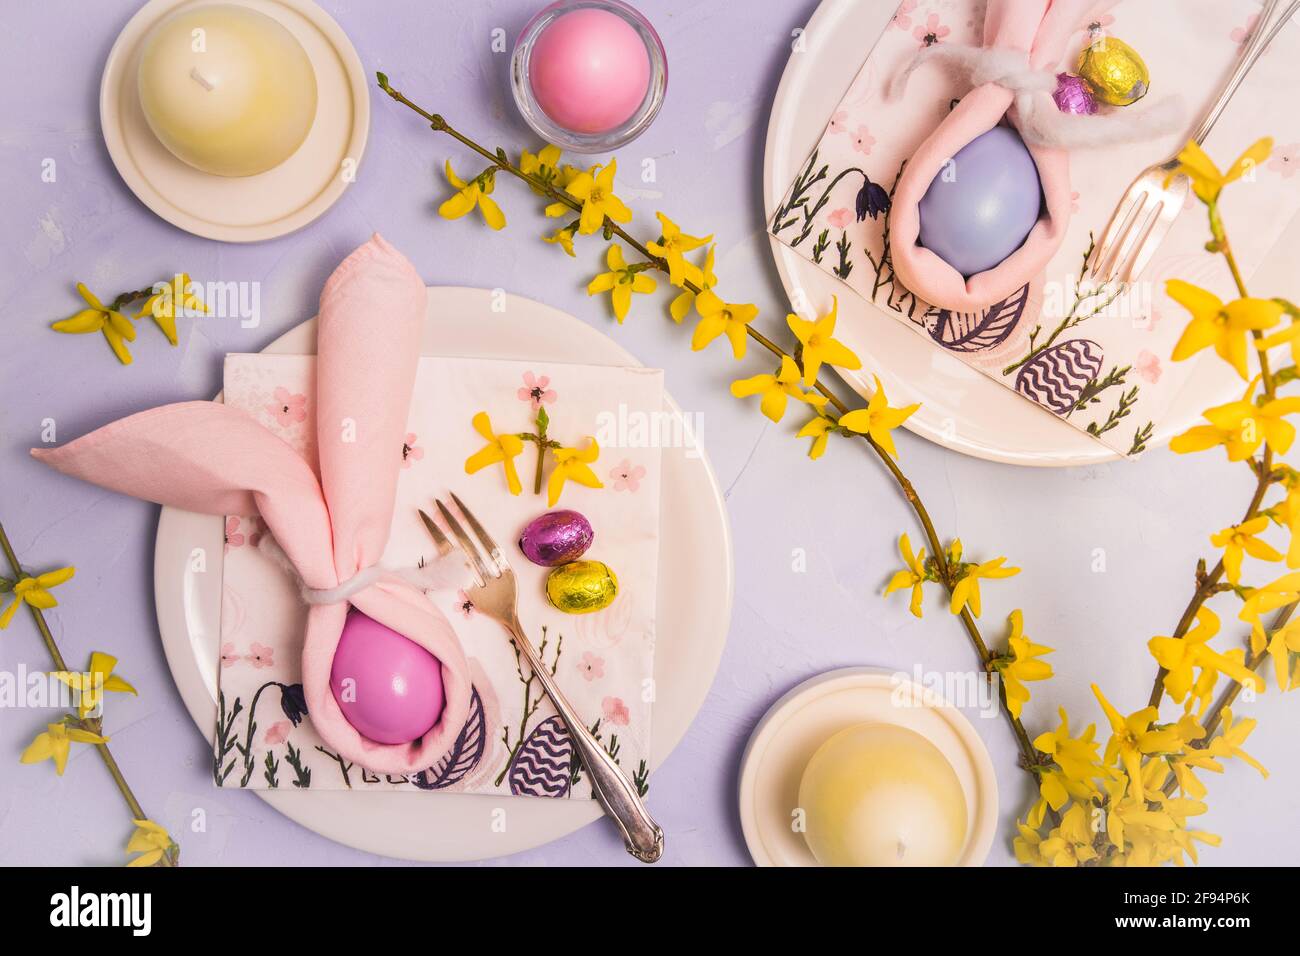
764, 0, 1300, 466
154, 287, 734, 862
100, 0, 368, 243
737, 668, 997, 867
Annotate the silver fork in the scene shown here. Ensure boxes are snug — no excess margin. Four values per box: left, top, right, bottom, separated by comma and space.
1089, 0, 1297, 285
419, 493, 665, 863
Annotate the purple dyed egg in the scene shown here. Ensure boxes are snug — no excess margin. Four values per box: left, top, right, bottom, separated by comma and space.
918, 125, 1043, 278
330, 608, 444, 745
518, 509, 594, 567
1053, 72, 1099, 116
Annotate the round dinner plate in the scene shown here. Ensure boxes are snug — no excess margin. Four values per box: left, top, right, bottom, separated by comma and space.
738, 668, 997, 867
153, 287, 734, 862
764, 0, 1300, 466
100, 0, 368, 242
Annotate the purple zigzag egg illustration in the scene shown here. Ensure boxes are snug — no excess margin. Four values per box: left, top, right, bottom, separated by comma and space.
924, 283, 1029, 352
1015, 340, 1104, 415
508, 715, 573, 798
409, 686, 487, 791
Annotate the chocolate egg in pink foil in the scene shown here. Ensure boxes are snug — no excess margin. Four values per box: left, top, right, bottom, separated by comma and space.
518, 509, 594, 567
330, 608, 445, 745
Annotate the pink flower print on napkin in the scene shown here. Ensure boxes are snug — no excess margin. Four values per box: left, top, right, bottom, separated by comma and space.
517, 371, 558, 411
1231, 14, 1259, 49
850, 125, 876, 156
264, 720, 290, 746
601, 696, 630, 726
577, 651, 605, 682
1269, 143, 1300, 179
827, 207, 853, 230
1135, 350, 1162, 384
827, 109, 848, 134
610, 459, 647, 493
914, 13, 950, 47
224, 516, 245, 550
246, 643, 275, 669
889, 0, 917, 32
266, 387, 307, 427
224, 516, 263, 551
220, 642, 240, 668
401, 432, 424, 468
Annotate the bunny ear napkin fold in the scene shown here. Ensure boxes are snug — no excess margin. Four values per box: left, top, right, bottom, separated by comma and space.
887, 0, 1182, 313
33, 235, 472, 776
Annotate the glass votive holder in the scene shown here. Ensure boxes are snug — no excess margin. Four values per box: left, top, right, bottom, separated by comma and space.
511, 0, 667, 153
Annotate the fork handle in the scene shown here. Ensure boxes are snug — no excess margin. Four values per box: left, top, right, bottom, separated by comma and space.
1189, 0, 1296, 146
507, 619, 665, 863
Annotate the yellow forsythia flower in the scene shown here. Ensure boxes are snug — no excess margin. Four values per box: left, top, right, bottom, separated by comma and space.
1211, 515, 1282, 585
837, 376, 919, 459
786, 297, 862, 386
796, 410, 837, 460
994, 610, 1054, 719
1148, 607, 1261, 713
126, 819, 175, 867
547, 439, 603, 507
944, 539, 1019, 618
1262, 616, 1300, 692
670, 245, 716, 322
555, 159, 632, 235
52, 651, 138, 719
1032, 707, 1102, 816
691, 290, 759, 359
1013, 822, 1047, 866
1171, 379, 1300, 460
543, 225, 577, 256
883, 533, 928, 618
1167, 137, 1272, 205
1238, 572, 1300, 654
439, 161, 506, 230
1167, 280, 1282, 380
464, 412, 524, 496
647, 213, 711, 288
1092, 684, 1183, 800
1207, 708, 1267, 777
519, 143, 563, 193
51, 283, 136, 365
1038, 804, 1098, 867
135, 273, 208, 346
1268, 483, 1300, 568
729, 355, 827, 423
587, 245, 656, 323
0, 566, 75, 629
20, 721, 109, 776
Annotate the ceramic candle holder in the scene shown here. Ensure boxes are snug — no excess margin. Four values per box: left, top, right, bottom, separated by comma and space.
511, 0, 667, 153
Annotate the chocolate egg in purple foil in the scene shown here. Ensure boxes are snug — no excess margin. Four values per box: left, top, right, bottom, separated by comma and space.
1053, 72, 1099, 116
518, 510, 594, 567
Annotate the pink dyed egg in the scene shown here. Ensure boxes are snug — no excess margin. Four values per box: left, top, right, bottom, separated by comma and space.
330, 608, 444, 745
528, 7, 651, 134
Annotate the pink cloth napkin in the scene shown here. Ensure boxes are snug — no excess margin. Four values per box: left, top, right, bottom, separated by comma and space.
33, 235, 472, 775
891, 0, 1117, 312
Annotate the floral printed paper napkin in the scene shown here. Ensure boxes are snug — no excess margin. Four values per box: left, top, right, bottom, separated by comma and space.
216, 353, 664, 798
772, 0, 1300, 455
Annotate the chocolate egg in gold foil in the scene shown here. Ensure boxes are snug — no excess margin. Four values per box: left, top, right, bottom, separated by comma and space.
545, 560, 618, 614
1077, 35, 1149, 107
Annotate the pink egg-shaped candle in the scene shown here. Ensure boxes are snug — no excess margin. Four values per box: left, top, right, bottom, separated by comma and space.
530, 8, 649, 134
513, 1, 667, 152
330, 608, 445, 745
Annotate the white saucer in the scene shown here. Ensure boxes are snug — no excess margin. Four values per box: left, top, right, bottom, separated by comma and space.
100, 0, 369, 242
738, 667, 998, 867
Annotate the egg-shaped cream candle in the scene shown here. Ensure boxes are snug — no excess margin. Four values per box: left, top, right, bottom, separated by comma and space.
330, 609, 445, 745
137, 4, 317, 177
798, 723, 968, 867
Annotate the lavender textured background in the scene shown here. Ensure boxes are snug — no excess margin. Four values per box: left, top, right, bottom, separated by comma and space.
1, 0, 1297, 867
